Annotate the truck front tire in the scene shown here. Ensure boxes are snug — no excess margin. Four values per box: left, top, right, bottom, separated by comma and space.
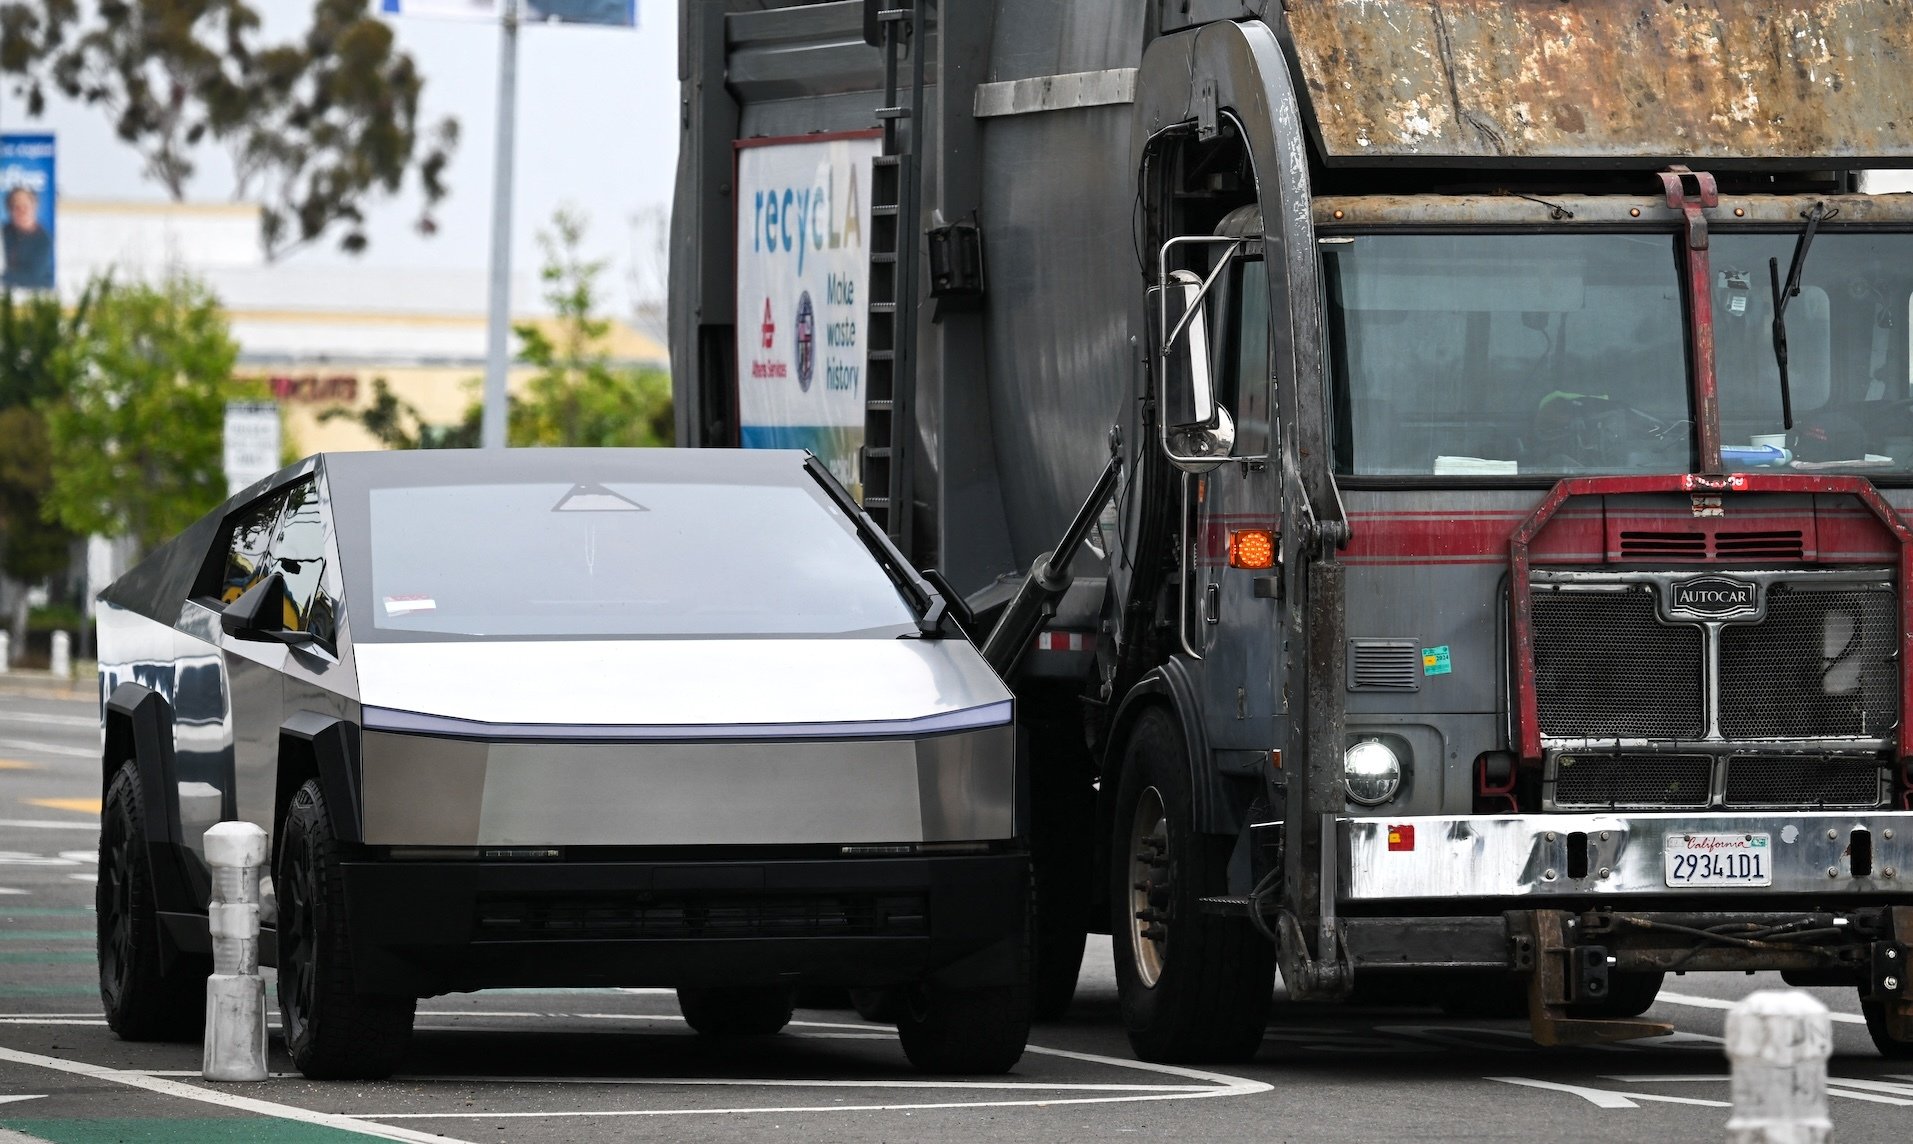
277, 778, 416, 1079
1110, 708, 1273, 1063
98, 760, 207, 1041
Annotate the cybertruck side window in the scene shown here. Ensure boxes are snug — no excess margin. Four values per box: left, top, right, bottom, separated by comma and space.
205, 489, 288, 604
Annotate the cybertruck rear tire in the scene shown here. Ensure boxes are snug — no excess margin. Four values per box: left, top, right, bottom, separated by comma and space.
677, 986, 795, 1035
98, 761, 208, 1041
278, 779, 416, 1079
1111, 708, 1273, 1063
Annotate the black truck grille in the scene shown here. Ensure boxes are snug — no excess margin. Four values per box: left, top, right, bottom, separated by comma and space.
1719, 588, 1898, 739
1553, 754, 1714, 809
1532, 588, 1704, 738
473, 892, 929, 941
1723, 755, 1886, 809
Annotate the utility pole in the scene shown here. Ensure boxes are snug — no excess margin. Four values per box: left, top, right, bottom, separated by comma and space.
481, 0, 522, 449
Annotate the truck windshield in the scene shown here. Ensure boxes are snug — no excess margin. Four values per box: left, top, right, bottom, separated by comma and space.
1712, 232, 1913, 472
1326, 233, 1693, 477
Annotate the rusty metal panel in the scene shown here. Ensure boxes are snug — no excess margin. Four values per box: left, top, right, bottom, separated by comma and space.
1283, 1, 1913, 165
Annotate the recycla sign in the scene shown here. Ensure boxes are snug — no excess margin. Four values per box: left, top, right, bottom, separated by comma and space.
734, 135, 880, 494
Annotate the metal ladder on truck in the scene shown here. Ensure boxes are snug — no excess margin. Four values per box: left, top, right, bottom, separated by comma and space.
861, 0, 926, 555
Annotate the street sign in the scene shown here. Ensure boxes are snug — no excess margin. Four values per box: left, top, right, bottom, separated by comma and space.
223, 402, 283, 497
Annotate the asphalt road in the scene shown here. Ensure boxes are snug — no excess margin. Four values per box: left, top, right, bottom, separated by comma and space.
1, 684, 1909, 1142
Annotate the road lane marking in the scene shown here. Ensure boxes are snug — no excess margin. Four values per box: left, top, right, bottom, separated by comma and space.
0, 889, 25, 896
21, 798, 100, 815
0, 854, 79, 867
1488, 1077, 1730, 1109
0, 762, 39, 771
402, 1075, 1212, 1092
1658, 990, 1867, 1025
66, 873, 97, 884
1609, 1073, 1913, 1106
0, 740, 94, 760
0, 713, 96, 729
0, 1096, 44, 1107
0, 1045, 479, 1144
0, 821, 98, 832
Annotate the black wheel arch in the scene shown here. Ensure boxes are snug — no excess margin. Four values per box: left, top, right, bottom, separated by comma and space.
274, 712, 363, 871
1101, 662, 1244, 837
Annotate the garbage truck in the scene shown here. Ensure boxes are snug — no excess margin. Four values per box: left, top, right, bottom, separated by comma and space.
671, 0, 1913, 1061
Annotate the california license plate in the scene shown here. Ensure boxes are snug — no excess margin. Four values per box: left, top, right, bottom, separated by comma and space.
1664, 832, 1772, 887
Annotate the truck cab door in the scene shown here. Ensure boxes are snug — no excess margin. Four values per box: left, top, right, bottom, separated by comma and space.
1182, 258, 1284, 753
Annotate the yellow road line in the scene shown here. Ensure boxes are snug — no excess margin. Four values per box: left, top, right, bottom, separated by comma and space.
0, 760, 39, 771
21, 797, 101, 815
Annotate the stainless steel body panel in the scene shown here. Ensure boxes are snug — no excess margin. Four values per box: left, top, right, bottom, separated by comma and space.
1341, 811, 1913, 901
360, 725, 1015, 846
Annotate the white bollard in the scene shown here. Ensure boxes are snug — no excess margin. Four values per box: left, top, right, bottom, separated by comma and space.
0, 630, 9, 673
49, 630, 70, 679
1725, 989, 1834, 1144
202, 822, 269, 1082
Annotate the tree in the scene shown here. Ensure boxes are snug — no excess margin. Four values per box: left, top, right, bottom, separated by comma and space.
0, 287, 92, 645
42, 275, 265, 555
317, 376, 478, 449
508, 206, 672, 448
0, 0, 458, 259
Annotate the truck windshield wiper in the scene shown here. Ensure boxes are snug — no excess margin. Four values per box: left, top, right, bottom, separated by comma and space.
1768, 201, 1835, 431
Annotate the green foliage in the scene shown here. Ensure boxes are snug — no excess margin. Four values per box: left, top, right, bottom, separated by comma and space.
506, 207, 672, 448
317, 376, 479, 450
41, 276, 263, 555
0, 288, 90, 584
0, 0, 458, 259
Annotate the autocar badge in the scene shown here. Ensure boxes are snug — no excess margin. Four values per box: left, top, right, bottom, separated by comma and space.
1669, 575, 1759, 618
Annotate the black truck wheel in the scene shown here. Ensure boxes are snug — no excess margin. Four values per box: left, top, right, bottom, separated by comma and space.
1111, 708, 1273, 1063
896, 983, 1030, 1074
677, 986, 795, 1035
277, 779, 415, 1079
98, 761, 208, 1041
1863, 997, 1913, 1059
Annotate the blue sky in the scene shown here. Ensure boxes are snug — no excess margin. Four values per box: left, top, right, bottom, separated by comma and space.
0, 0, 679, 312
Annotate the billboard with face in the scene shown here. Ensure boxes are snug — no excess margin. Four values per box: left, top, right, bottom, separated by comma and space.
1, 134, 55, 291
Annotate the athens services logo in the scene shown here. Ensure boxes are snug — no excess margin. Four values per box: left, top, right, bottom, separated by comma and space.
1670, 575, 1759, 618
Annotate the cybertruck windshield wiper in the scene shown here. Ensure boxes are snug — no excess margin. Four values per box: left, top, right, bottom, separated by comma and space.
1768, 201, 1836, 431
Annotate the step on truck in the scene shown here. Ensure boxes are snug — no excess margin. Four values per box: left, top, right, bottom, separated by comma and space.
672, 0, 1913, 1060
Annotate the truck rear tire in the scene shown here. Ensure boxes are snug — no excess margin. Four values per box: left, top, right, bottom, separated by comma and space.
1110, 708, 1273, 1063
677, 986, 795, 1035
896, 983, 1030, 1074
98, 761, 208, 1042
278, 779, 416, 1080
1862, 997, 1913, 1059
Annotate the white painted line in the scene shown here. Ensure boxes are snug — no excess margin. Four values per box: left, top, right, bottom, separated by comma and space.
1488, 1076, 1730, 1109
0, 1044, 479, 1144
0, 820, 98, 832
1608, 1074, 1913, 1106
0, 888, 26, 896
0, 1019, 107, 1026
1658, 990, 1867, 1025
1823, 1077, 1913, 1102
405, 1075, 1211, 1092
0, 853, 80, 866
0, 739, 95, 759
0, 713, 96, 729
360, 1016, 1270, 1120
57, 851, 97, 864
67, 873, 97, 884
0, 1096, 44, 1107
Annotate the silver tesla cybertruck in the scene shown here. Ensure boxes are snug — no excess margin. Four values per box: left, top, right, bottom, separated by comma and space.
95, 448, 1027, 1078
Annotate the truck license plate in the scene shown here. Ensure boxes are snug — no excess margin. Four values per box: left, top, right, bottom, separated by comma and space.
1664, 833, 1772, 887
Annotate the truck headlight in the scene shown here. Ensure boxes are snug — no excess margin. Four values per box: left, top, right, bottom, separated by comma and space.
1344, 739, 1402, 806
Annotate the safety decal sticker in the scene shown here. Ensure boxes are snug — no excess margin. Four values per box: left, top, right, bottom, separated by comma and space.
1421, 645, 1451, 676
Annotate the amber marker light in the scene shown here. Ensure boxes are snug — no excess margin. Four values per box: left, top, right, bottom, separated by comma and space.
1228, 528, 1275, 569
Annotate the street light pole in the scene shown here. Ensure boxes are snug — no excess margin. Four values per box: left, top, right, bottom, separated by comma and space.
481, 0, 522, 449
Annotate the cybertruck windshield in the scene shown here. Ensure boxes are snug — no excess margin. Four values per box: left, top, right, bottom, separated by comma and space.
1325, 233, 1695, 478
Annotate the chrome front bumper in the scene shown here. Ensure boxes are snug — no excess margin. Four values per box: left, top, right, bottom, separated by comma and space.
1341, 811, 1912, 901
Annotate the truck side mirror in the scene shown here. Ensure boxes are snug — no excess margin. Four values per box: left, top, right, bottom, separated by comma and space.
1157, 269, 1235, 473
219, 572, 317, 650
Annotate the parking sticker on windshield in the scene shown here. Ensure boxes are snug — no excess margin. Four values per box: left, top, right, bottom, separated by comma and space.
1422, 646, 1451, 676
383, 595, 437, 616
